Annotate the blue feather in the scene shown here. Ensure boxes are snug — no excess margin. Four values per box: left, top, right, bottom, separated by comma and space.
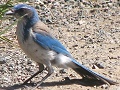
33, 33, 71, 57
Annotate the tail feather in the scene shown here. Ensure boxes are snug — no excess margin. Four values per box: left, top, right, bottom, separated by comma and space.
71, 60, 117, 85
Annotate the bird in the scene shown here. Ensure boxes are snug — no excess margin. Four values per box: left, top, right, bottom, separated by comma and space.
6, 4, 117, 87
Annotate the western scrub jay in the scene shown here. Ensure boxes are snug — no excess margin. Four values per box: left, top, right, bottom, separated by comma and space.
6, 4, 117, 87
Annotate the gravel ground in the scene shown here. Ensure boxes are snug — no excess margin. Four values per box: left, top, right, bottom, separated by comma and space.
0, 0, 120, 90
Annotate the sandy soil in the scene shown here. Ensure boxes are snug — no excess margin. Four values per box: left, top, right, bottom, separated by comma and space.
0, 0, 120, 90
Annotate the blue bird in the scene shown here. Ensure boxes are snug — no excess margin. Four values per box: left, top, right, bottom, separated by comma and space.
6, 4, 116, 87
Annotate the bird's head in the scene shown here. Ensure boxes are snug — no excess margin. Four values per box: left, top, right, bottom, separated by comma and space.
6, 4, 39, 24
6, 4, 40, 41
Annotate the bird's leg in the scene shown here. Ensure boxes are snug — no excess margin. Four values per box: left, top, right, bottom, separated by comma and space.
23, 63, 44, 85
33, 65, 54, 89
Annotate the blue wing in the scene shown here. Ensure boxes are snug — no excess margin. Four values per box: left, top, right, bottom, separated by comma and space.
33, 33, 71, 57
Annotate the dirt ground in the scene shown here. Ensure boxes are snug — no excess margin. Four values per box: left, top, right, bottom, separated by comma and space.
0, 0, 120, 90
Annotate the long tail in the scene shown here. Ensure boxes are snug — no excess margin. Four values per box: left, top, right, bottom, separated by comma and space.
71, 59, 117, 85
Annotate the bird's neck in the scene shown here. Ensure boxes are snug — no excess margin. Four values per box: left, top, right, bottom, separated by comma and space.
17, 15, 39, 42
24, 14, 39, 30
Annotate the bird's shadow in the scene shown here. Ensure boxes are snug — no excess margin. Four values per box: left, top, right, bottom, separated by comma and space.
0, 78, 105, 90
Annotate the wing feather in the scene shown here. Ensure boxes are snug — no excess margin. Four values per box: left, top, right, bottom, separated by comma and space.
32, 21, 71, 57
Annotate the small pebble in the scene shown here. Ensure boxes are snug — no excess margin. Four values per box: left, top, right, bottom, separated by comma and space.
95, 63, 104, 69
64, 77, 70, 81
70, 74, 75, 77
0, 56, 6, 64
59, 69, 66, 74
101, 84, 109, 89
46, 19, 53, 24
92, 65, 99, 69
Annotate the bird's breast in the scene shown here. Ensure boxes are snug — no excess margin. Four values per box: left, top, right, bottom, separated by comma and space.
16, 24, 56, 64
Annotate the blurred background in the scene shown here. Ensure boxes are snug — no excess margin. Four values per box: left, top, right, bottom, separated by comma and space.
0, 0, 120, 90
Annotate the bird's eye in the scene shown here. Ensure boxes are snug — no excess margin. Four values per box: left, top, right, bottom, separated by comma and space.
15, 8, 25, 16
16, 8, 24, 13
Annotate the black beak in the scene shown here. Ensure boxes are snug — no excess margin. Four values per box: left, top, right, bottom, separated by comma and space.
5, 10, 14, 15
